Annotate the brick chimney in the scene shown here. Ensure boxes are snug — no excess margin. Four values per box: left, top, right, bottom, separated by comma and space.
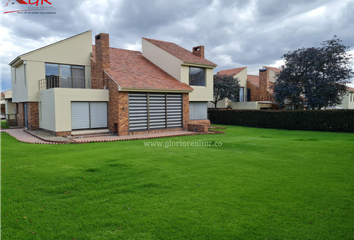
259, 68, 269, 97
192, 46, 204, 58
94, 33, 110, 88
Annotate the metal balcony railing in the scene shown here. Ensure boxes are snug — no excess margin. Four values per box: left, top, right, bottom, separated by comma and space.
38, 76, 108, 90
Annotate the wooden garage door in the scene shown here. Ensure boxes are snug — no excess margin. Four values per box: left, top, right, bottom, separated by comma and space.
128, 93, 182, 131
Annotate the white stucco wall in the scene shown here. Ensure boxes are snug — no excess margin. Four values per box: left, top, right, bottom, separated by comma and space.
11, 31, 92, 103
230, 102, 272, 110
142, 39, 183, 81
11, 64, 28, 102
5, 101, 15, 115
181, 66, 213, 101
207, 98, 229, 108
39, 88, 109, 132
338, 91, 354, 109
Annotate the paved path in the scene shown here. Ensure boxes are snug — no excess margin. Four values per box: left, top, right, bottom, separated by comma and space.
1, 129, 50, 144
1, 128, 197, 144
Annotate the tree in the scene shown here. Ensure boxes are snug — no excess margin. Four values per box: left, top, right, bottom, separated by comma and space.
211, 74, 240, 109
273, 36, 354, 110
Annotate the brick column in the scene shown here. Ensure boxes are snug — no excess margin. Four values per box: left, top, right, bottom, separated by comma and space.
93, 33, 110, 89
117, 92, 129, 136
182, 93, 189, 130
27, 102, 39, 130
259, 68, 269, 100
15, 103, 25, 127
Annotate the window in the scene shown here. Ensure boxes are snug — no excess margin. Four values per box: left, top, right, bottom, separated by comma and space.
45, 63, 85, 89
189, 67, 205, 86
189, 102, 207, 120
236, 87, 244, 102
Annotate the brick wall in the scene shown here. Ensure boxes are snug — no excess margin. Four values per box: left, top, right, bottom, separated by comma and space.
117, 92, 129, 136
247, 81, 260, 102
192, 46, 205, 58
15, 103, 24, 127
189, 119, 210, 126
27, 102, 39, 130
259, 69, 269, 96
182, 93, 189, 130
55, 131, 71, 137
247, 80, 273, 102
188, 124, 208, 132
93, 33, 110, 89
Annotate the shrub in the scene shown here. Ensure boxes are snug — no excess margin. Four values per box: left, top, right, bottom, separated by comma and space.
208, 109, 354, 132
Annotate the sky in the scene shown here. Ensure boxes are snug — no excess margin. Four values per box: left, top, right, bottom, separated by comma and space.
1, 0, 354, 91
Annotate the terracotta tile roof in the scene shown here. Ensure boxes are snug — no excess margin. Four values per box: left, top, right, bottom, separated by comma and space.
264, 66, 281, 73
218, 67, 246, 77
105, 47, 193, 91
247, 75, 260, 87
346, 86, 354, 92
143, 38, 217, 66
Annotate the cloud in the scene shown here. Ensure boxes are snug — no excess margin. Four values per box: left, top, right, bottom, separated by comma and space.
1, 0, 354, 91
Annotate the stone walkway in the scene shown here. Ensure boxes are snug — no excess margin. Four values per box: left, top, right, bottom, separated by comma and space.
1, 128, 199, 144
1, 129, 54, 144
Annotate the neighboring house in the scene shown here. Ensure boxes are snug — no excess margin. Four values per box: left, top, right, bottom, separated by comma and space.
208, 66, 247, 108
209, 66, 279, 110
0, 92, 5, 116
338, 87, 354, 109
2, 89, 15, 115
9, 30, 216, 136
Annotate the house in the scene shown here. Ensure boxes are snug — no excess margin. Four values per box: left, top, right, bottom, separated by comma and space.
338, 87, 354, 109
9, 30, 216, 136
209, 66, 278, 110
1, 89, 15, 115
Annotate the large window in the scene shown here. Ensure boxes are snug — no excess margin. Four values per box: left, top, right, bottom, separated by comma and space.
235, 87, 245, 102
45, 63, 85, 89
189, 67, 205, 86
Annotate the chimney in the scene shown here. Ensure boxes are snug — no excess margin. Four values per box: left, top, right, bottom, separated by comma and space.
192, 46, 204, 58
259, 68, 269, 97
95, 33, 110, 78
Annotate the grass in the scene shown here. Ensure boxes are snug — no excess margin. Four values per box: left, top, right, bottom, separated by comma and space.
1, 125, 354, 239
1, 120, 9, 129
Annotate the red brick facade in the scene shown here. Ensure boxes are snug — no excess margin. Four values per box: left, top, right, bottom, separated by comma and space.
15, 103, 25, 127
91, 33, 193, 136
192, 46, 205, 58
246, 69, 274, 102
55, 131, 72, 137
189, 119, 210, 127
93, 33, 110, 89
27, 102, 39, 130
14, 102, 39, 129
182, 93, 189, 130
188, 124, 208, 132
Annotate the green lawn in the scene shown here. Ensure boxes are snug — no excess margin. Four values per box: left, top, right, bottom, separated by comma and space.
1, 126, 354, 239
1, 120, 9, 129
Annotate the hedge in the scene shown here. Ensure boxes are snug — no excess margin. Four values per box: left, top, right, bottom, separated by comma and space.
208, 109, 354, 132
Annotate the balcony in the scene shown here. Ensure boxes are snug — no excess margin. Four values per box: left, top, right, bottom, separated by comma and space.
38, 76, 108, 91
235, 94, 274, 102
